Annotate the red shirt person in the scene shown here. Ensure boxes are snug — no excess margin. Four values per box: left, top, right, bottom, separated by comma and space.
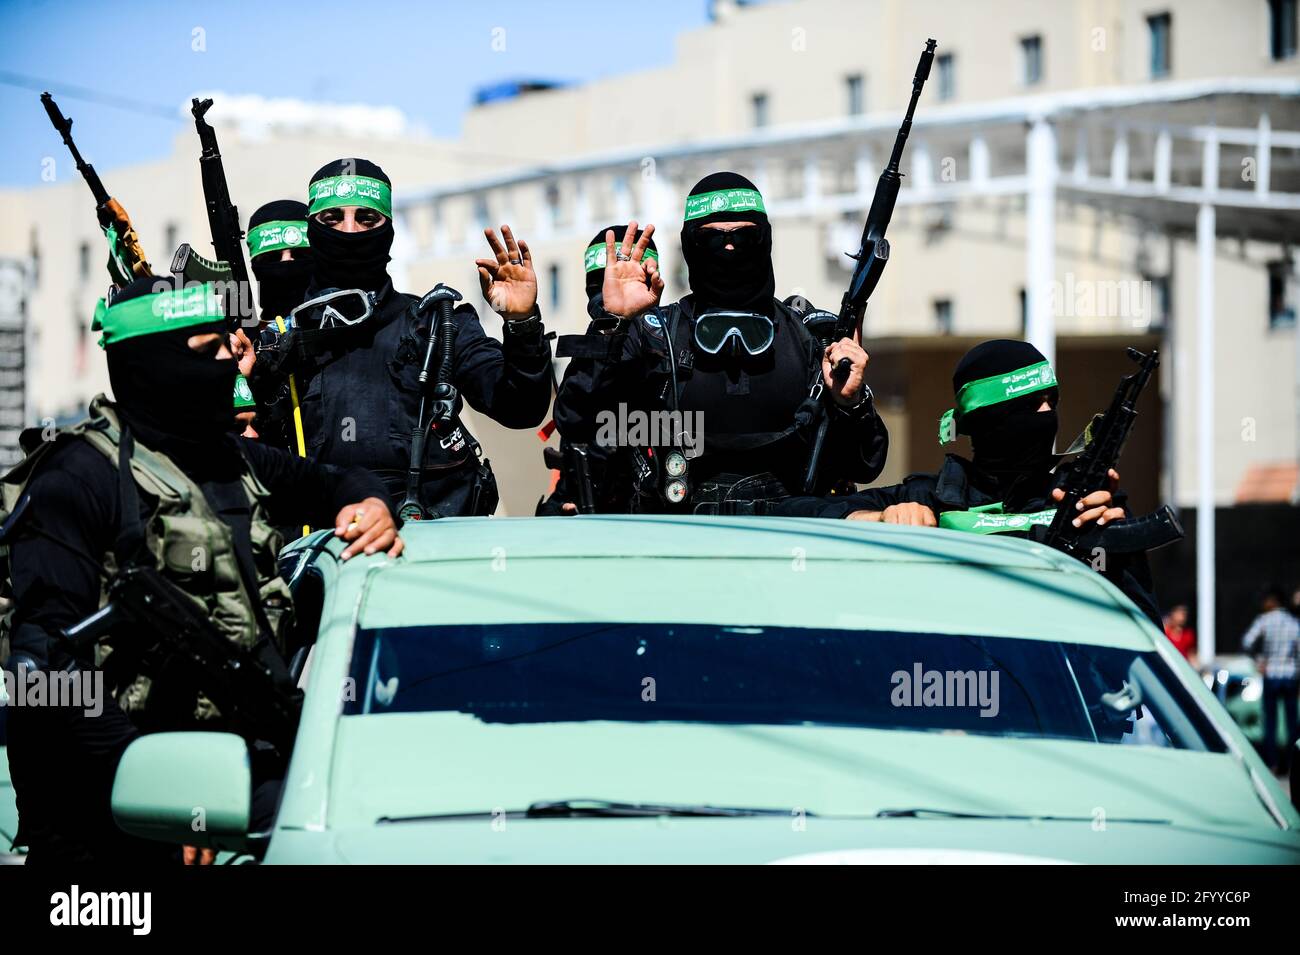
1163, 604, 1197, 662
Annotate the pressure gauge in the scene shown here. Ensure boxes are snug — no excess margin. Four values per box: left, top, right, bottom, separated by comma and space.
665, 451, 688, 478
665, 479, 688, 504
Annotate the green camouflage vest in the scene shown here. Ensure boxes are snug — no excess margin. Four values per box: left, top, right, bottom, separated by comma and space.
0, 395, 294, 717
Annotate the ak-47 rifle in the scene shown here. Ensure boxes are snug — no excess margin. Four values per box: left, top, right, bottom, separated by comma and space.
62, 565, 303, 755
190, 97, 255, 326
1041, 348, 1184, 559
398, 285, 463, 522
802, 38, 937, 493
41, 92, 153, 287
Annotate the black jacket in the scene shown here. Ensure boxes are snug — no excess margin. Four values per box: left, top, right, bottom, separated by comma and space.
254, 282, 552, 516
553, 295, 888, 506
3, 434, 384, 863
778, 453, 1163, 626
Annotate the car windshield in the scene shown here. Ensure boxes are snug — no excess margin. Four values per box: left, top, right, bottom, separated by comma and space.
345, 623, 1223, 752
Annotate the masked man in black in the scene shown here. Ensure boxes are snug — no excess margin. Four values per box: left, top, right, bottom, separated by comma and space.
1, 276, 400, 863
777, 339, 1162, 624
538, 224, 662, 515
232, 200, 310, 449
250, 158, 553, 518
553, 172, 888, 513
233, 199, 314, 444
248, 199, 314, 324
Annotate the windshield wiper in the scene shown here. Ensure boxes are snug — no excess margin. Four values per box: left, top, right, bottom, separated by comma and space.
525, 799, 804, 818
876, 807, 1172, 824
377, 799, 810, 823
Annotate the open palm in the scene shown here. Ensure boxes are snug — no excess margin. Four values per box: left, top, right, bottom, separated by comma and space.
476, 225, 538, 320
601, 220, 664, 318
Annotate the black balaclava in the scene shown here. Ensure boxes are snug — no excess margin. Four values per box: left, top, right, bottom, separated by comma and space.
105, 276, 239, 470
680, 171, 775, 315
306, 158, 394, 292
953, 339, 1059, 480
249, 199, 313, 321
584, 224, 659, 319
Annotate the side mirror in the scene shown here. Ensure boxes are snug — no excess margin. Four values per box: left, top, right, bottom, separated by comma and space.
111, 732, 251, 851
1291, 742, 1300, 813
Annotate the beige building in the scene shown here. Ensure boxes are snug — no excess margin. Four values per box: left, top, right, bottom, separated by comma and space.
398, 0, 1299, 516
3, 0, 1298, 653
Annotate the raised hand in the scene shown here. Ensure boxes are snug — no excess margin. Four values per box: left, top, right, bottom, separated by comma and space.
822, 336, 870, 407
601, 220, 663, 319
476, 225, 538, 321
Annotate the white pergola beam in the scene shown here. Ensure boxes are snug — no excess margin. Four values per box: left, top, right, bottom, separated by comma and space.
1196, 127, 1219, 663
1026, 117, 1057, 364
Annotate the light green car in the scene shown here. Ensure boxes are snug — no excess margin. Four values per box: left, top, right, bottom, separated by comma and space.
111, 517, 1300, 864
0, 709, 22, 863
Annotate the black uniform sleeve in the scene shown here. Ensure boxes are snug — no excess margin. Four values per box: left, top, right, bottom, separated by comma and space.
823, 401, 890, 484
237, 439, 391, 529
774, 482, 906, 518
450, 303, 553, 429
6, 442, 119, 670
773, 472, 940, 519
553, 321, 641, 444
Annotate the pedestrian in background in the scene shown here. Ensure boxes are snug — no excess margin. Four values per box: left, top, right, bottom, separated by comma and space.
1242, 586, 1300, 773
1162, 603, 1197, 666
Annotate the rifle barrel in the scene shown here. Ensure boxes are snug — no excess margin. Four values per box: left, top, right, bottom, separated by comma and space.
40, 92, 109, 203
885, 39, 937, 172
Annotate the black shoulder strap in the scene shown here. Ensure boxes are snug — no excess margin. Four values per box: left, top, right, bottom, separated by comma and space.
229, 442, 280, 643
114, 427, 148, 568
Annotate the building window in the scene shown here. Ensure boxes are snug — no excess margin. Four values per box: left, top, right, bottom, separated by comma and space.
549, 264, 561, 310
1020, 35, 1043, 86
164, 222, 178, 254
78, 240, 90, 280
1148, 13, 1172, 78
1271, 0, 1298, 60
934, 298, 953, 335
846, 74, 865, 116
472, 196, 489, 228
936, 53, 955, 101
751, 92, 769, 129
1018, 288, 1027, 336
1268, 260, 1296, 329
544, 182, 561, 229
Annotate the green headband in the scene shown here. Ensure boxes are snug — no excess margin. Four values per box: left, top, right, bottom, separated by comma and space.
584, 243, 659, 273
247, 220, 310, 257
307, 175, 392, 218
938, 360, 1057, 444
683, 187, 766, 222
233, 374, 256, 410
94, 283, 226, 347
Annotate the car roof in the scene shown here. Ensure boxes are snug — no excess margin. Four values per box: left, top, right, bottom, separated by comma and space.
326, 516, 1157, 651
387, 514, 1074, 566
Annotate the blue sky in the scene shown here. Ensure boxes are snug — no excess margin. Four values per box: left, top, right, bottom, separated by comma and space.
0, 0, 711, 187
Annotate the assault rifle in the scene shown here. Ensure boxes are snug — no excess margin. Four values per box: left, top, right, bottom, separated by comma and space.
41, 92, 152, 287
802, 38, 937, 492
62, 565, 303, 754
1042, 348, 1184, 558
